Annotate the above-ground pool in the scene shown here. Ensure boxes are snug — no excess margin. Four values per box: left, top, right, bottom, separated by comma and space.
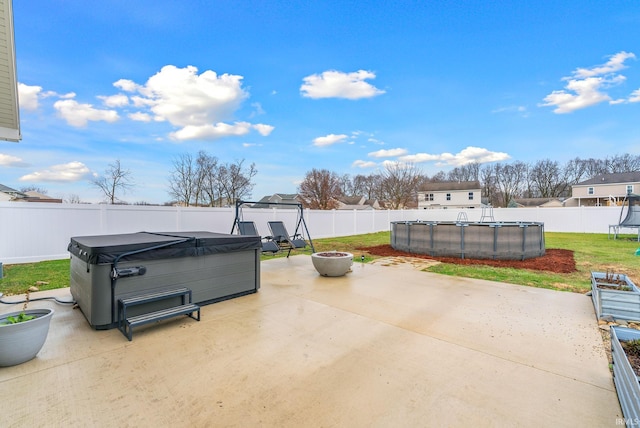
391, 221, 545, 260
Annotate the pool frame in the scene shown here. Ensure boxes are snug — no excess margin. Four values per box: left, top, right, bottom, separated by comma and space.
391, 221, 545, 260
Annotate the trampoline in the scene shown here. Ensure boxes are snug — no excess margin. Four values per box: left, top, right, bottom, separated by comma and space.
609, 193, 640, 241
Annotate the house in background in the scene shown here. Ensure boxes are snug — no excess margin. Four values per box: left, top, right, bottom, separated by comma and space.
0, 184, 62, 203
511, 198, 565, 208
566, 172, 640, 207
417, 181, 482, 209
335, 196, 380, 210
252, 193, 305, 208
0, 183, 22, 201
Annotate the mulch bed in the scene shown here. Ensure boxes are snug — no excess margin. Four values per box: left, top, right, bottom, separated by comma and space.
357, 245, 576, 274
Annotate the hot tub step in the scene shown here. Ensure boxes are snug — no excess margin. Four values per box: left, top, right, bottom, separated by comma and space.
118, 287, 200, 341
122, 303, 200, 341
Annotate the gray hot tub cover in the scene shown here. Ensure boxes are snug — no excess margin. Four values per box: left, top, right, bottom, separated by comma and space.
68, 231, 261, 265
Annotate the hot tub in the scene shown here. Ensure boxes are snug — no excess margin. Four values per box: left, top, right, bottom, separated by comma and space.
391, 221, 545, 260
68, 231, 261, 329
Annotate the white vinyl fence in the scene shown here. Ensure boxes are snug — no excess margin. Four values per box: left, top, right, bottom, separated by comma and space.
0, 202, 629, 264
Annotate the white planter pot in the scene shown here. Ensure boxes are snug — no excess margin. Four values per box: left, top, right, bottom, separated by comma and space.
311, 252, 353, 277
0, 308, 54, 367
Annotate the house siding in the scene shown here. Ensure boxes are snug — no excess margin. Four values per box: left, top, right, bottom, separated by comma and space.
417, 189, 482, 209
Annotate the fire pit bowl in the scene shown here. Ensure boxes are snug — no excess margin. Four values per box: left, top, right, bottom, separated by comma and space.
311, 252, 353, 277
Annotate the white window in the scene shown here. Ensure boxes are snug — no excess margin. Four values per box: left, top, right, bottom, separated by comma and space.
588, 187, 594, 195
468, 192, 474, 200
426, 193, 434, 201
627, 185, 633, 194
446, 193, 451, 201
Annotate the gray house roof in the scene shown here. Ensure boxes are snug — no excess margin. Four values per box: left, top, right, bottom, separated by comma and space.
418, 181, 481, 192
576, 172, 640, 186
0, 183, 19, 193
513, 198, 563, 207
252, 193, 303, 208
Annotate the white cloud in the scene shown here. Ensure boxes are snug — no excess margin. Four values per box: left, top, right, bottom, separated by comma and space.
19, 161, 94, 182
541, 51, 637, 113
53, 98, 119, 127
629, 89, 640, 103
352, 160, 377, 168
252, 123, 274, 136
131, 95, 155, 108
113, 79, 141, 92
169, 122, 252, 140
301, 70, 385, 99
112, 65, 274, 141
399, 146, 510, 166
312, 133, 348, 147
540, 76, 613, 114
128, 112, 153, 122
368, 148, 408, 158
250, 102, 265, 116
572, 51, 635, 79
18, 83, 43, 111
98, 94, 129, 107
492, 105, 528, 117
0, 153, 28, 167
137, 65, 248, 127
398, 153, 441, 163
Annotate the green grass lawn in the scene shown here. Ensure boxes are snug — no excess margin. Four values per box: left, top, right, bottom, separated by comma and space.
2, 231, 639, 295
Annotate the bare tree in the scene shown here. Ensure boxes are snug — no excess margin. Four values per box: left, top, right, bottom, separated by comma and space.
217, 159, 257, 206
479, 165, 498, 206
564, 157, 591, 186
528, 159, 572, 198
379, 163, 422, 209
338, 174, 354, 196
20, 186, 49, 195
430, 171, 447, 182
92, 159, 134, 204
353, 174, 382, 200
65, 194, 82, 204
167, 153, 196, 206
491, 161, 528, 207
197, 152, 220, 207
298, 168, 343, 209
447, 163, 480, 182
606, 154, 640, 173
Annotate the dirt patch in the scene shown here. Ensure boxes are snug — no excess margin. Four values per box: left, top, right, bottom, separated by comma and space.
621, 340, 640, 377
357, 245, 576, 274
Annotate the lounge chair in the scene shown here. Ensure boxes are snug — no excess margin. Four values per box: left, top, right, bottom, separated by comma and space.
267, 221, 307, 257
237, 221, 279, 253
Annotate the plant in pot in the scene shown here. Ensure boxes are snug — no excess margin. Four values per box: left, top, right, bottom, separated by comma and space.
0, 288, 55, 367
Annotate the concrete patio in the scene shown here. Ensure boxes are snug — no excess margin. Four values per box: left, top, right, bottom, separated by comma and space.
1, 255, 623, 427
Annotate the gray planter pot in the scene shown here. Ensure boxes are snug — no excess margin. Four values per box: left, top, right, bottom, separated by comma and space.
311, 252, 353, 277
0, 308, 54, 367
611, 326, 640, 425
591, 272, 640, 321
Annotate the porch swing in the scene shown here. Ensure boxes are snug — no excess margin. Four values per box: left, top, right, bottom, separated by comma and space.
231, 200, 316, 256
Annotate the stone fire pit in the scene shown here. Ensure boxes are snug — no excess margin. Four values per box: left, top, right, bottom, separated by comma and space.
311, 252, 353, 277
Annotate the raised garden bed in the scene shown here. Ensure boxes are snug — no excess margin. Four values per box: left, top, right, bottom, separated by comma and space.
591, 271, 640, 321
611, 326, 640, 424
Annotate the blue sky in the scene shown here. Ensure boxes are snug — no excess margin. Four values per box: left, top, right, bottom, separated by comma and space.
1, 0, 639, 203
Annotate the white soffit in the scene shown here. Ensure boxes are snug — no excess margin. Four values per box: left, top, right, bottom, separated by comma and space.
0, 0, 20, 142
